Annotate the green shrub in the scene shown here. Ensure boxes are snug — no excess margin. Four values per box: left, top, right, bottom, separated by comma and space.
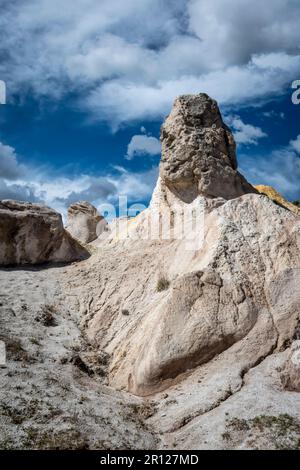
156, 277, 170, 292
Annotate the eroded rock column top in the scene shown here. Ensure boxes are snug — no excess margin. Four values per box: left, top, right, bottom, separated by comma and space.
160, 93, 256, 201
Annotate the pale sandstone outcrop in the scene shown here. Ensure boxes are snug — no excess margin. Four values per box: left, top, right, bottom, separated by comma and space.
75, 193, 300, 396
160, 94, 256, 202
66, 201, 106, 244
2, 93, 300, 450
74, 95, 300, 397
0, 200, 88, 265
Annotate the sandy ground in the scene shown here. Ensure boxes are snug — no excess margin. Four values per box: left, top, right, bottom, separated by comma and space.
1, 257, 300, 450
0, 263, 158, 450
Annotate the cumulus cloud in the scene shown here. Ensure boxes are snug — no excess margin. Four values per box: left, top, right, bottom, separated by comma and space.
37, 167, 157, 217
85, 53, 300, 126
1, 0, 299, 206
108, 165, 158, 201
226, 116, 267, 146
0, 141, 26, 179
188, 1, 300, 65
0, 178, 38, 202
290, 135, 300, 154
0, 140, 158, 217
1, 0, 300, 126
125, 134, 161, 160
240, 137, 300, 200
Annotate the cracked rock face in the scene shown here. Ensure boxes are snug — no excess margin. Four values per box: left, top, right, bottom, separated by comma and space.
0, 200, 88, 266
160, 94, 256, 201
66, 201, 106, 244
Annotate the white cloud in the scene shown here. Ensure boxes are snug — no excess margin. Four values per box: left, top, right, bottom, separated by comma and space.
240, 131, 300, 199
0, 142, 26, 180
262, 110, 285, 120
125, 134, 161, 160
0, 178, 38, 202
0, 140, 158, 218
1, 0, 300, 126
240, 145, 300, 200
107, 166, 158, 201
290, 135, 300, 154
188, 1, 300, 65
1, 1, 299, 206
85, 53, 300, 126
226, 116, 267, 146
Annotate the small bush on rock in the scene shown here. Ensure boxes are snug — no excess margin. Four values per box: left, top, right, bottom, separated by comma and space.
156, 277, 170, 292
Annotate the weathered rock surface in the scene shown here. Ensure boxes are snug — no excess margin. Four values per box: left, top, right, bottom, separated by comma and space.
160, 94, 256, 202
74, 94, 300, 399
0, 268, 158, 450
1, 93, 300, 450
280, 341, 300, 392
74, 194, 300, 397
66, 201, 106, 244
0, 200, 88, 266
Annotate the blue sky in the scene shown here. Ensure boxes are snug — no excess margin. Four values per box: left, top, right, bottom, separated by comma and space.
0, 0, 300, 217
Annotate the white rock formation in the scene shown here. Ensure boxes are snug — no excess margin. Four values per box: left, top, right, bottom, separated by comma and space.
75, 95, 300, 399
1, 93, 300, 450
73, 194, 300, 398
66, 201, 106, 244
0, 200, 87, 265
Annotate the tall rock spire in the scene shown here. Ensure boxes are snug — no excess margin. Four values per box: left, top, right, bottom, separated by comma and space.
160, 93, 256, 202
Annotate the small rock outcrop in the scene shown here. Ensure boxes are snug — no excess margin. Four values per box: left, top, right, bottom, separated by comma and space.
66, 201, 105, 244
160, 94, 256, 201
0, 200, 88, 266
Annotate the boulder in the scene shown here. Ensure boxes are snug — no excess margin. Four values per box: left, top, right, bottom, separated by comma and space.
160, 93, 256, 202
0, 200, 88, 266
66, 201, 105, 244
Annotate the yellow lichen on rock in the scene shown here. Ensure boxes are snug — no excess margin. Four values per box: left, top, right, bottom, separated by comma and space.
255, 185, 300, 216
